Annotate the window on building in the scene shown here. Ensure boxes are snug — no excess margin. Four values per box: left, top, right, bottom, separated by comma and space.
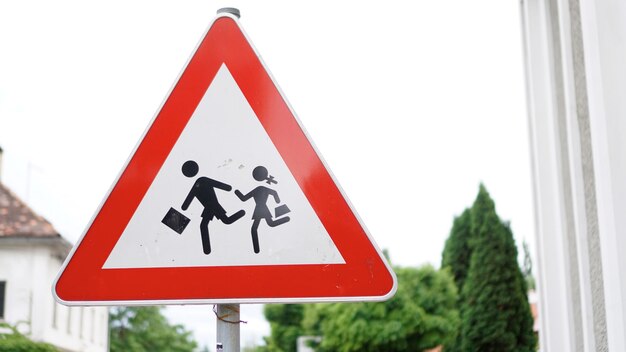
101, 313, 107, 346
67, 307, 72, 334
52, 298, 58, 329
0, 281, 5, 319
90, 308, 95, 342
79, 307, 84, 339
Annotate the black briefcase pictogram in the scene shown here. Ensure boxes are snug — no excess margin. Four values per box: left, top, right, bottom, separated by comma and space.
161, 207, 191, 235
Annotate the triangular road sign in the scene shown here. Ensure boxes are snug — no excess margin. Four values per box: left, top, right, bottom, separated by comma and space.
54, 13, 396, 305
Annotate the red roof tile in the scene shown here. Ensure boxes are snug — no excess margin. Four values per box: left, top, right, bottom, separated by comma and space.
0, 182, 58, 237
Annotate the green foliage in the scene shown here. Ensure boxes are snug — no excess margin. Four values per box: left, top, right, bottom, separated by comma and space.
261, 304, 305, 352
109, 306, 197, 352
441, 185, 537, 352
0, 323, 57, 352
459, 185, 536, 352
301, 265, 459, 352
441, 208, 472, 293
440, 208, 474, 352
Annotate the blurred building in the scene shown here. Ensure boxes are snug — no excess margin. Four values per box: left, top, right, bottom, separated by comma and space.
296, 336, 320, 352
0, 180, 108, 352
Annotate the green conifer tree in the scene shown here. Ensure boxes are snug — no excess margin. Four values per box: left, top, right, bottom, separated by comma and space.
441, 208, 472, 294
459, 185, 536, 352
441, 208, 472, 352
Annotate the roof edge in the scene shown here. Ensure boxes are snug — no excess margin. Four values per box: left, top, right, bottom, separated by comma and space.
0, 236, 72, 257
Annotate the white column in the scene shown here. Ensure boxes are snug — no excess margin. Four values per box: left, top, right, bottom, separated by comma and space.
522, 0, 626, 350
521, 0, 580, 349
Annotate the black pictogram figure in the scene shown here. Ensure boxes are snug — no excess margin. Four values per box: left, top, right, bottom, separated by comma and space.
235, 166, 291, 254
180, 160, 245, 254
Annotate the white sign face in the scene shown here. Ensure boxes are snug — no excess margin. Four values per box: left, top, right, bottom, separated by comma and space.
104, 65, 345, 269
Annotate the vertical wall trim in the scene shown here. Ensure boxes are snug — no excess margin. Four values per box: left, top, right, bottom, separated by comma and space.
566, 0, 608, 349
545, 0, 586, 349
520, 0, 577, 349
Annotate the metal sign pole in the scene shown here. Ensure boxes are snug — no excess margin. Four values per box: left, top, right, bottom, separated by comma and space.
216, 304, 241, 352
213, 8, 242, 352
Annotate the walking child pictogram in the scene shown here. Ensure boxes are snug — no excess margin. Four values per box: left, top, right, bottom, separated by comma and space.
179, 160, 246, 254
235, 166, 291, 253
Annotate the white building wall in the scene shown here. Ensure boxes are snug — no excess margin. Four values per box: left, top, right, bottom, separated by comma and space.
0, 242, 108, 352
1, 244, 40, 335
521, 0, 626, 349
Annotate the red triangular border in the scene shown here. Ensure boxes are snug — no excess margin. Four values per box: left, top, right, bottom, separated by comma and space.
54, 14, 396, 304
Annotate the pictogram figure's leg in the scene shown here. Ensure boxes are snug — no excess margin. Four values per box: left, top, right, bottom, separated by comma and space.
251, 219, 261, 253
200, 217, 212, 254
221, 210, 246, 224
266, 216, 290, 227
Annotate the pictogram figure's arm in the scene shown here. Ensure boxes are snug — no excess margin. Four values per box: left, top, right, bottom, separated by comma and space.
182, 185, 197, 211
209, 178, 232, 192
235, 189, 253, 201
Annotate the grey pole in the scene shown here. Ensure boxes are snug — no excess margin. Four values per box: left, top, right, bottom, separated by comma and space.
216, 304, 241, 352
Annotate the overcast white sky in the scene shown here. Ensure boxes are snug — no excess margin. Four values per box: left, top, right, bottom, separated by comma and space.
0, 0, 533, 350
